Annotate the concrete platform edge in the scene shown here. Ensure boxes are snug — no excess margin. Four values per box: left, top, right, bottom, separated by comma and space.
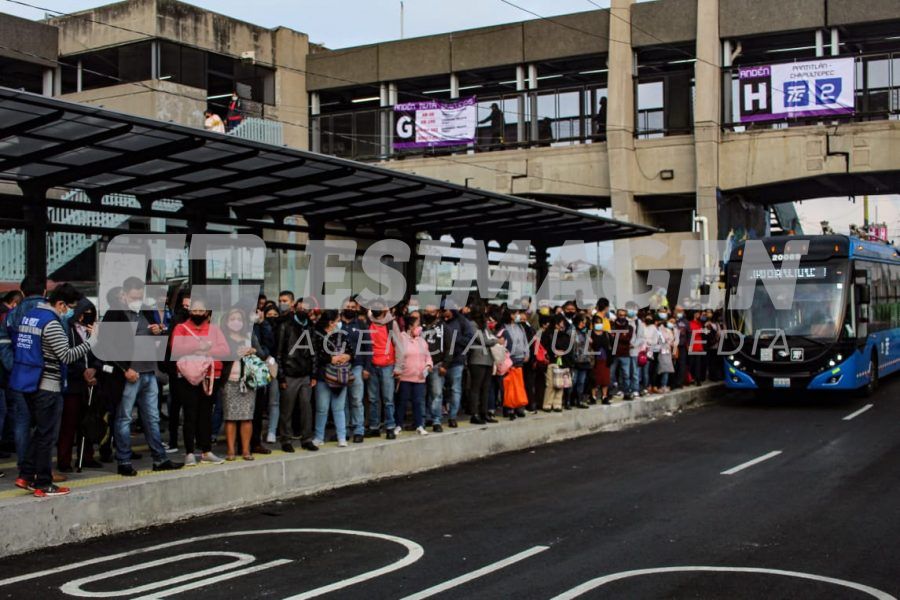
0, 384, 719, 557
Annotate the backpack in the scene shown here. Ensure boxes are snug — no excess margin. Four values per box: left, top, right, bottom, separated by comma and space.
241, 354, 272, 390
175, 324, 215, 394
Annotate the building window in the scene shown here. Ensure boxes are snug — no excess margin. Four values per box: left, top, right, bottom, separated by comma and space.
159, 41, 205, 89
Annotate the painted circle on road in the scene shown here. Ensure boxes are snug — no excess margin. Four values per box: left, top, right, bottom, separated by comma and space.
550, 566, 897, 600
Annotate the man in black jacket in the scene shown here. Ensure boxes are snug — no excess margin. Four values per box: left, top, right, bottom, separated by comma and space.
275, 299, 318, 452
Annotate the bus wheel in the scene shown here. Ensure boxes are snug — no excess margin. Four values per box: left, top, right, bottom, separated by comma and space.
861, 353, 879, 398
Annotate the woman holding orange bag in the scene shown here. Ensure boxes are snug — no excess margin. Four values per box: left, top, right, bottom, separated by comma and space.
499, 309, 529, 420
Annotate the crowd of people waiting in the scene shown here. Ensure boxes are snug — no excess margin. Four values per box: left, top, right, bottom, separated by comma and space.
0, 276, 724, 497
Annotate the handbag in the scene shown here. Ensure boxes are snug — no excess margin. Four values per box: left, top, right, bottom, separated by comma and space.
551, 360, 573, 390
324, 362, 354, 388
175, 324, 215, 395
490, 344, 513, 376
637, 349, 649, 367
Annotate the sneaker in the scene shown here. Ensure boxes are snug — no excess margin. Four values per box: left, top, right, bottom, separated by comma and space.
364, 429, 381, 438
152, 460, 183, 472
0, 471, 4, 479
615, 391, 624, 398
201, 452, 225, 465
184, 453, 198, 467
117, 464, 138, 477
162, 443, 179, 454
448, 419, 458, 428
386, 431, 396, 440
352, 434, 364, 444
300, 441, 319, 452
432, 424, 443, 433
281, 443, 295, 453
265, 433, 277, 444
338, 440, 348, 448
311, 439, 324, 448
33, 484, 70, 498
393, 426, 402, 436
416, 426, 429, 436
14, 477, 35, 491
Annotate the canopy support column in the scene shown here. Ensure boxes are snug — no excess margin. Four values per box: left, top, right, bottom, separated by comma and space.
23, 187, 48, 284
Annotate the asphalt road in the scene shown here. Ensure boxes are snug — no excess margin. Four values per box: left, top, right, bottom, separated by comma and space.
0, 380, 897, 599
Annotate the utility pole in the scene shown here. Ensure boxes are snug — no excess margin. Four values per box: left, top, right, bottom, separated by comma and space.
400, 1, 405, 39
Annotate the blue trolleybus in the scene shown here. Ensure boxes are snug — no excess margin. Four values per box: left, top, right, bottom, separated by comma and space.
723, 234, 900, 394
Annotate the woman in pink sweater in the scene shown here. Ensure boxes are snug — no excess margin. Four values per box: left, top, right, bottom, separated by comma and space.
393, 314, 433, 436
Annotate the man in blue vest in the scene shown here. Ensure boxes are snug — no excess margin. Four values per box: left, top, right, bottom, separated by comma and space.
10, 284, 95, 497
4, 275, 48, 477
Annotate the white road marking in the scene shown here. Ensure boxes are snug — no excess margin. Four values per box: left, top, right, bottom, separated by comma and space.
398, 545, 550, 600
0, 529, 424, 600
720, 450, 783, 475
549, 566, 897, 600
130, 560, 292, 600
60, 551, 256, 597
843, 404, 874, 421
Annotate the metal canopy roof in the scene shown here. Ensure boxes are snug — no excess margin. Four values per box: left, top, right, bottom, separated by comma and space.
0, 87, 657, 245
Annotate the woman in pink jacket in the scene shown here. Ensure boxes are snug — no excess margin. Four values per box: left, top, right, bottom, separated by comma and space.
393, 314, 433, 436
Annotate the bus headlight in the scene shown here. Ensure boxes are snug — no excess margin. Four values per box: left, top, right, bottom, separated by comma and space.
733, 360, 741, 368
836, 354, 842, 362
828, 360, 836, 367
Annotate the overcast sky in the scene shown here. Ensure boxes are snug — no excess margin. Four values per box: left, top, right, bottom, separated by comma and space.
2, 0, 619, 48
2, 0, 898, 242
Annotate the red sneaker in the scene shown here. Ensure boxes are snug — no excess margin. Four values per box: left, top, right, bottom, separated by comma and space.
14, 478, 35, 491
33, 484, 71, 498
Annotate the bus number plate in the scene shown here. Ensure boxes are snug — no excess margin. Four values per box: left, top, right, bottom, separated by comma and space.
773, 378, 791, 388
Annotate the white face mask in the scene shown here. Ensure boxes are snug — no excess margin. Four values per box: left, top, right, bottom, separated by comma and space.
127, 300, 143, 313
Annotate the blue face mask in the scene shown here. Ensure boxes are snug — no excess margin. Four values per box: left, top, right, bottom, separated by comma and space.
335, 321, 343, 331
626, 309, 637, 318
700, 316, 708, 323
676, 312, 684, 320
63, 308, 74, 320
666, 322, 675, 329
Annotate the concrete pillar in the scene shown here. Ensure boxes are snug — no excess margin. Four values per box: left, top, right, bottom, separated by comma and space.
76, 59, 83, 93
450, 73, 460, 99
42, 68, 54, 97
694, 0, 721, 283
23, 189, 48, 284
150, 40, 159, 80
815, 30, 825, 57
516, 65, 526, 144
380, 83, 390, 157
527, 64, 539, 143
607, 0, 639, 303
830, 28, 839, 56
310, 92, 321, 153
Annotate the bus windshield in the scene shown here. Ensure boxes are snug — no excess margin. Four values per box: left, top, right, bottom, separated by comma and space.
726, 262, 848, 340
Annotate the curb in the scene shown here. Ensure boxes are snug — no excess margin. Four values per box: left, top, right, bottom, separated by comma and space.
0, 383, 720, 557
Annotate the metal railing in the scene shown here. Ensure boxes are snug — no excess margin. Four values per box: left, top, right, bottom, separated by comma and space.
228, 117, 284, 145
0, 192, 182, 282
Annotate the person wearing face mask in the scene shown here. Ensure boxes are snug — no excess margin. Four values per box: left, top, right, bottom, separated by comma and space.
225, 91, 243, 132
339, 297, 368, 443
673, 305, 690, 389
420, 303, 448, 432
569, 314, 593, 409
393, 314, 433, 436
623, 302, 643, 397
312, 310, 354, 447
274, 300, 318, 452
3, 275, 49, 480
9, 284, 99, 497
688, 310, 707, 387
705, 309, 724, 382
498, 308, 530, 419
656, 318, 677, 392
218, 308, 260, 461
465, 305, 499, 424
540, 314, 575, 412
639, 314, 660, 394
56, 299, 103, 473
170, 298, 229, 467
277, 291, 295, 319
365, 305, 403, 439
590, 314, 612, 404
610, 308, 635, 400
101, 277, 178, 477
